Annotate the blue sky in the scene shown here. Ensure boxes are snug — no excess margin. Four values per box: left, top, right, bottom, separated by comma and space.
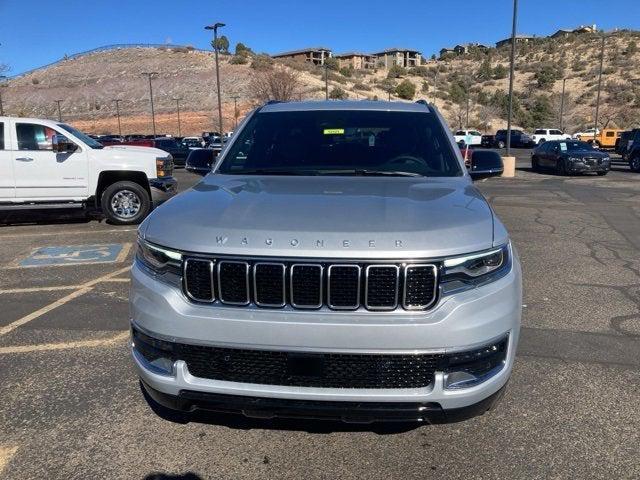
1, 0, 639, 75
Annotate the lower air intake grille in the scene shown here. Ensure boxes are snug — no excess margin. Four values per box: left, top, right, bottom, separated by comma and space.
177, 343, 443, 389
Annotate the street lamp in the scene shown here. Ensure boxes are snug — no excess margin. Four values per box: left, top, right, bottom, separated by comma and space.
231, 95, 240, 129
593, 33, 606, 143
113, 99, 123, 137
324, 64, 329, 100
506, 0, 518, 156
0, 76, 7, 116
141, 72, 158, 137
205, 22, 226, 135
55, 99, 63, 122
173, 97, 182, 137
559, 78, 566, 131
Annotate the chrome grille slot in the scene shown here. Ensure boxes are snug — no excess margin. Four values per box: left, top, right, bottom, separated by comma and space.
254, 263, 286, 307
290, 264, 323, 308
183, 258, 215, 302
403, 264, 438, 310
217, 261, 250, 305
365, 265, 399, 310
327, 265, 361, 310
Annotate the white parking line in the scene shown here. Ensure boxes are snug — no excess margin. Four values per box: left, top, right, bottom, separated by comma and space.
0, 228, 136, 239
0, 266, 130, 337
0, 331, 129, 355
0, 446, 19, 475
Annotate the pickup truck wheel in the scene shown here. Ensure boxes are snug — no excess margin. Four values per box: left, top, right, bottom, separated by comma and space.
497, 140, 505, 149
101, 181, 150, 225
630, 156, 640, 172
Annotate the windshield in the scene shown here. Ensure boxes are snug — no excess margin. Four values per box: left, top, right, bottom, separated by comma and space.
217, 110, 462, 177
155, 139, 179, 149
57, 123, 104, 149
559, 141, 594, 151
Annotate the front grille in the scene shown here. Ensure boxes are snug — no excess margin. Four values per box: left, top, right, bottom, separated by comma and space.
177, 343, 442, 389
183, 257, 439, 311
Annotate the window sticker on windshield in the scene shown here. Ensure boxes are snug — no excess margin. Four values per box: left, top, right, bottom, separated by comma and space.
369, 134, 375, 147
560, 142, 567, 151
323, 128, 344, 135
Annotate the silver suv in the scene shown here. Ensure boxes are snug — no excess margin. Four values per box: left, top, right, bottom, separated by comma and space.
130, 100, 522, 423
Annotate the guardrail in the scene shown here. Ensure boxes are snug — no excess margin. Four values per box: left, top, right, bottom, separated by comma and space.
9, 44, 211, 79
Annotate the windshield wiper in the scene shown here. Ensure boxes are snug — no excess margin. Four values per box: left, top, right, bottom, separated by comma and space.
317, 169, 424, 177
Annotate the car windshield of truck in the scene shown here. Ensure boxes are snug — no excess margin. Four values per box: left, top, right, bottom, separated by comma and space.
57, 124, 104, 149
217, 110, 462, 177
560, 141, 594, 151
155, 139, 179, 149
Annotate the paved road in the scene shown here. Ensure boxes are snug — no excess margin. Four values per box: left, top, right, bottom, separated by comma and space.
1, 163, 639, 479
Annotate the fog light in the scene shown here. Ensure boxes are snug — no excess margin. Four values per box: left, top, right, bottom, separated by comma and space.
132, 328, 176, 376
443, 336, 508, 390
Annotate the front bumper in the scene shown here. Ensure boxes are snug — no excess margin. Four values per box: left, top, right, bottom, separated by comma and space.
567, 159, 610, 173
149, 177, 178, 207
130, 255, 522, 420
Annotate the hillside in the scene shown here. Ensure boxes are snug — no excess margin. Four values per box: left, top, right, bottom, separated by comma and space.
2, 29, 640, 135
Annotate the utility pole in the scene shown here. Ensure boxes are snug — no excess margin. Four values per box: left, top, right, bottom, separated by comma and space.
559, 78, 566, 131
0, 76, 6, 116
113, 99, 122, 137
593, 34, 606, 143
231, 95, 240, 130
506, 0, 518, 155
141, 72, 158, 137
324, 64, 329, 100
55, 100, 63, 122
205, 22, 226, 135
173, 97, 182, 136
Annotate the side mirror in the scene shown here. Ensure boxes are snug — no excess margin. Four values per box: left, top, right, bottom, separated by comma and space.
52, 134, 78, 153
186, 149, 215, 176
469, 150, 503, 180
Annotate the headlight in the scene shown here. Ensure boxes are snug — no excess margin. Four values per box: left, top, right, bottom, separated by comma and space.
136, 238, 182, 286
441, 243, 511, 294
156, 155, 174, 178
568, 157, 581, 162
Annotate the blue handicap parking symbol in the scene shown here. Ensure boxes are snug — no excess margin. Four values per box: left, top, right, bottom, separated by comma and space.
20, 244, 124, 267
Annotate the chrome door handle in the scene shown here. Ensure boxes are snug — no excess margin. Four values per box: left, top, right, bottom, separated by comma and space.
16, 157, 34, 162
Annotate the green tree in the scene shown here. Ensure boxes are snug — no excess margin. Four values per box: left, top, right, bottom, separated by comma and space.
492, 64, 508, 79
212, 35, 230, 54
235, 42, 253, 56
527, 95, 554, 127
250, 54, 274, 70
477, 58, 493, 80
329, 87, 348, 99
339, 66, 353, 77
534, 65, 560, 88
395, 79, 416, 100
387, 64, 406, 79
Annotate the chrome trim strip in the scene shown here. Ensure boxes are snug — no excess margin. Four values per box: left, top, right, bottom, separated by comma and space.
364, 265, 399, 311
402, 264, 438, 311
217, 260, 250, 306
183, 258, 215, 303
253, 262, 286, 308
290, 264, 323, 309
327, 264, 361, 310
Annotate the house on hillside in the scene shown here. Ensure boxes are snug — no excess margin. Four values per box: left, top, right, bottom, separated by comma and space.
551, 24, 597, 39
373, 48, 422, 68
453, 43, 491, 55
496, 34, 535, 48
334, 52, 376, 70
272, 47, 332, 66
439, 47, 455, 58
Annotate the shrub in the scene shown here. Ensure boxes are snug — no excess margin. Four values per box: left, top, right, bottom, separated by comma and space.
339, 66, 353, 77
250, 54, 274, 70
235, 42, 253, 56
395, 79, 416, 100
353, 82, 371, 91
31, 78, 40, 85
329, 87, 348, 99
229, 55, 248, 65
534, 64, 561, 88
409, 66, 430, 77
625, 41, 637, 55
493, 64, 508, 79
387, 64, 406, 79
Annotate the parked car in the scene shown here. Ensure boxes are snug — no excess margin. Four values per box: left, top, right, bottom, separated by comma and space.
494, 129, 535, 149
575, 129, 622, 149
453, 129, 482, 146
182, 136, 205, 149
0, 116, 176, 224
101, 136, 190, 167
626, 129, 640, 172
481, 134, 495, 148
530, 128, 571, 145
185, 148, 216, 175
131, 100, 522, 424
531, 140, 610, 175
572, 128, 599, 139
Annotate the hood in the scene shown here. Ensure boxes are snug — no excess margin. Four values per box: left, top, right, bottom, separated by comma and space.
144, 175, 495, 259
104, 145, 168, 157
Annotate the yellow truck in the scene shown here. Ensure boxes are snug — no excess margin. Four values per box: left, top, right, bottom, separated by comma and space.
575, 129, 622, 149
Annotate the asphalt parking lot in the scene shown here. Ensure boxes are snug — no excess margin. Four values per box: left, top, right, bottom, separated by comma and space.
1, 151, 640, 479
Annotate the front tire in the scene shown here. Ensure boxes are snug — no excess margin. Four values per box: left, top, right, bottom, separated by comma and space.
531, 156, 540, 172
497, 140, 505, 149
101, 181, 151, 225
630, 155, 640, 173
597, 171, 608, 176
556, 159, 568, 176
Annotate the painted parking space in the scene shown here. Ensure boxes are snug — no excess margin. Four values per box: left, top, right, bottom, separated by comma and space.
19, 243, 130, 267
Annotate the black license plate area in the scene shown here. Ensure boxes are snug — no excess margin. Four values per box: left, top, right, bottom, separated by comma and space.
286, 353, 325, 378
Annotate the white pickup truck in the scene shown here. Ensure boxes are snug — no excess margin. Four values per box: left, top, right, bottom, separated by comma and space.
453, 129, 482, 146
0, 116, 177, 224
531, 128, 571, 145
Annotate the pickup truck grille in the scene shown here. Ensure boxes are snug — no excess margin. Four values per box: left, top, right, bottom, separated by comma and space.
183, 257, 438, 311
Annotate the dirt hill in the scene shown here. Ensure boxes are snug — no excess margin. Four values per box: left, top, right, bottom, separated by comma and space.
2, 30, 640, 136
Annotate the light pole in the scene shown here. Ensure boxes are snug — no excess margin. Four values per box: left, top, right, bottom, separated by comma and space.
324, 64, 329, 100
231, 95, 240, 129
113, 99, 122, 137
205, 22, 225, 135
0, 76, 6, 116
141, 72, 158, 137
559, 78, 566, 131
506, 0, 518, 155
173, 97, 182, 136
55, 100, 63, 122
593, 33, 606, 143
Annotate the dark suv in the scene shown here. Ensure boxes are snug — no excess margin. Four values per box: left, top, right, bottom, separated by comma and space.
494, 129, 535, 149
626, 129, 640, 172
